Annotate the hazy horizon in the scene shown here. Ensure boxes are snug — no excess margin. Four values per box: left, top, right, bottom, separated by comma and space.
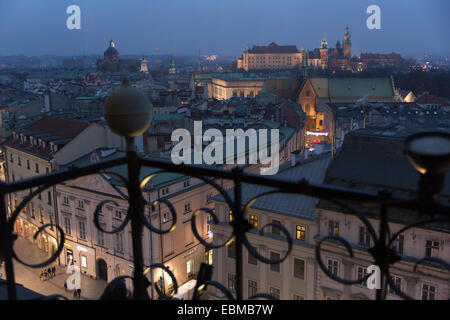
1, 0, 449, 57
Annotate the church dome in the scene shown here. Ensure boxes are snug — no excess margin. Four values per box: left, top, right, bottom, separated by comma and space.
104, 40, 120, 57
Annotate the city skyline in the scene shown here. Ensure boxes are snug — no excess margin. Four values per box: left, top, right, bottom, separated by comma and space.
0, 0, 449, 56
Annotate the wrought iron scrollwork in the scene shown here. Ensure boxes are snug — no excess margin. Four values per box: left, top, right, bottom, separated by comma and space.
0, 153, 449, 301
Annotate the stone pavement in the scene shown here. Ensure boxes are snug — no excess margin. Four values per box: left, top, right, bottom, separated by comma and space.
1, 237, 107, 300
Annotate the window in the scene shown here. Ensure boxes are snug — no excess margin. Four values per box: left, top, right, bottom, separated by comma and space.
227, 273, 236, 291
183, 180, 190, 188
10, 154, 13, 163
359, 226, 370, 246
31, 204, 35, 219
293, 258, 305, 279
327, 259, 339, 276
206, 193, 213, 203
161, 187, 169, 195
270, 252, 281, 272
39, 209, 44, 224
248, 280, 258, 297
64, 217, 71, 235
35, 163, 39, 173
115, 232, 124, 252
184, 203, 191, 214
227, 240, 236, 259
18, 157, 21, 166
47, 191, 52, 205
63, 196, 69, 206
392, 235, 404, 255
186, 259, 194, 277
356, 266, 368, 286
421, 283, 436, 300
271, 219, 281, 235
77, 200, 84, 210
388, 275, 402, 295
249, 214, 258, 229
79, 221, 86, 240
97, 228, 105, 246
81, 255, 87, 268
269, 287, 280, 300
26, 160, 30, 169
426, 240, 439, 257
248, 246, 257, 265
162, 212, 171, 223
37, 192, 42, 200
205, 249, 213, 265
114, 210, 122, 220
328, 220, 339, 236
293, 294, 304, 300
296, 225, 306, 241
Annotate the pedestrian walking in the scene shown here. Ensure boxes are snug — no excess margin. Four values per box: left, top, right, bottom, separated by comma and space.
73, 289, 77, 300
43, 270, 47, 280
52, 266, 56, 277
39, 271, 43, 281
47, 268, 52, 278
77, 288, 81, 300
64, 281, 67, 291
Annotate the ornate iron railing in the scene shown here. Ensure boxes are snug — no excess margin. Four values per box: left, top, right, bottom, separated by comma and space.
1, 141, 449, 301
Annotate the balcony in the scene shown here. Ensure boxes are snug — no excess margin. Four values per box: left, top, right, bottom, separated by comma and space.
0, 80, 449, 301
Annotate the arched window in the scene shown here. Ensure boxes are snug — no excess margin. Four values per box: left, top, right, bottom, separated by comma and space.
306, 90, 310, 97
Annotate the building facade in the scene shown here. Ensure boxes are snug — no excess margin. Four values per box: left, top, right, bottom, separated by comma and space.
237, 42, 303, 71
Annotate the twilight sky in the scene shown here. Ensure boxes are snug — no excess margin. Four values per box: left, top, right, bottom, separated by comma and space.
0, 0, 449, 56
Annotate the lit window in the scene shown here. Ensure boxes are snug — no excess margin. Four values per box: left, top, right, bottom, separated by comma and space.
81, 255, 87, 268
249, 214, 258, 229
296, 225, 306, 241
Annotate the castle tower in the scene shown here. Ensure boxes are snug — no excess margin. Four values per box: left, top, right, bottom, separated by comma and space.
169, 59, 176, 74
319, 34, 329, 69
343, 26, 351, 58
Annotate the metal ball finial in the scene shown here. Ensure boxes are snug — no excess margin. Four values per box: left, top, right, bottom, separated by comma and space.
104, 77, 153, 139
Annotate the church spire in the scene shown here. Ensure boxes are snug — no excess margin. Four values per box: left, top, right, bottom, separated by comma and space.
320, 34, 328, 49
343, 26, 351, 44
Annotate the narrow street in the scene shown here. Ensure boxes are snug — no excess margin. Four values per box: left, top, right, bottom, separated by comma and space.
1, 237, 107, 300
